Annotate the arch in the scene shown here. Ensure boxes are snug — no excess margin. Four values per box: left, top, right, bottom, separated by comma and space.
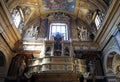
7, 54, 27, 77
0, 50, 7, 79
112, 54, 120, 73
103, 48, 120, 75
0, 43, 13, 75
0, 51, 5, 66
88, 0, 108, 13
0, 47, 8, 69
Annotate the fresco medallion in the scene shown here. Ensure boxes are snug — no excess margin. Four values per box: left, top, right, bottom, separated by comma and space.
42, 0, 76, 12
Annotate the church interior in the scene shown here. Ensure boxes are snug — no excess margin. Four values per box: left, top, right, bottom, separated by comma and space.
0, 0, 120, 82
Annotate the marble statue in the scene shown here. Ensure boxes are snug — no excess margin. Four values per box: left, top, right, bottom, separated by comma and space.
18, 60, 26, 77
77, 26, 89, 41
25, 26, 39, 38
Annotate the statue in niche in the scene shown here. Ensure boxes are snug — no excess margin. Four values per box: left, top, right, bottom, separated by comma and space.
88, 61, 95, 75
54, 32, 63, 56
17, 59, 26, 77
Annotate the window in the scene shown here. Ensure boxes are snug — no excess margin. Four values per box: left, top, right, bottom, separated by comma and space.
12, 7, 22, 28
95, 14, 101, 30
49, 23, 68, 40
94, 10, 104, 30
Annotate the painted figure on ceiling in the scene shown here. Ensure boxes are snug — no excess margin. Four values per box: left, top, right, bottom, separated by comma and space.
42, 0, 76, 12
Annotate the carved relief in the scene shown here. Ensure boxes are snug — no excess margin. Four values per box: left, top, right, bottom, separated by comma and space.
77, 26, 90, 41
25, 25, 39, 39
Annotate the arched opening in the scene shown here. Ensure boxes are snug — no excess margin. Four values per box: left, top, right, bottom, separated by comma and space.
112, 54, 120, 81
106, 52, 120, 73
0, 51, 5, 67
107, 52, 115, 70
7, 54, 27, 77
105, 51, 120, 82
0, 51, 6, 82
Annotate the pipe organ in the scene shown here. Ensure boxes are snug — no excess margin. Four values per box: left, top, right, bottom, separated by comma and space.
24, 34, 87, 78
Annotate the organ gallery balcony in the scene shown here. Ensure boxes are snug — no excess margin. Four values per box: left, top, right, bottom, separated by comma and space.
27, 56, 87, 74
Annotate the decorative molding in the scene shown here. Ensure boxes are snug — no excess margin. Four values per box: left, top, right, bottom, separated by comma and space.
0, 28, 3, 33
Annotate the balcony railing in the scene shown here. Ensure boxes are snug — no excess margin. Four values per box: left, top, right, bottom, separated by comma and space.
26, 57, 87, 74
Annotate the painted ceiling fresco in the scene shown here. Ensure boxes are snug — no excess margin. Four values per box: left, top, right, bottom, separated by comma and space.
42, 0, 76, 12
